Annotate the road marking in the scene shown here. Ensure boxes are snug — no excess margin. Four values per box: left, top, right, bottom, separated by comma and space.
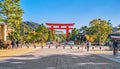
74, 62, 109, 65
0, 60, 9, 63
46, 67, 55, 69
11, 61, 25, 64
11, 57, 39, 60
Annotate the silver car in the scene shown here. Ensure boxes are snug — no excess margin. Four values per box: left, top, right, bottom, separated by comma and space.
67, 41, 74, 45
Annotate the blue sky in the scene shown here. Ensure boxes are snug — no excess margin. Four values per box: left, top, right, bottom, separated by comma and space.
21, 0, 120, 28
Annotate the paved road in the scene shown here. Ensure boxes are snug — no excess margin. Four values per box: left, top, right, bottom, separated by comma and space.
0, 48, 120, 69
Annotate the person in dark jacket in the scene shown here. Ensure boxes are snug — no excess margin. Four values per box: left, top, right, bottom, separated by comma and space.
11, 40, 15, 48
86, 40, 91, 52
113, 40, 118, 55
16, 40, 19, 48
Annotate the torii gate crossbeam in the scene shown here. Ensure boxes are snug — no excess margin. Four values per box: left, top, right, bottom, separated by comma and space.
46, 23, 75, 40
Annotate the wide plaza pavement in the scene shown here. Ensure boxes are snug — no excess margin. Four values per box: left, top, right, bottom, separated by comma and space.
0, 45, 120, 69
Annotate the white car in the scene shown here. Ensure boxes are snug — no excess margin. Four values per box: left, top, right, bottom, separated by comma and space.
67, 41, 74, 45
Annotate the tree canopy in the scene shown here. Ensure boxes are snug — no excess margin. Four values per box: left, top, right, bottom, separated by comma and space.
0, 0, 23, 40
84, 19, 113, 44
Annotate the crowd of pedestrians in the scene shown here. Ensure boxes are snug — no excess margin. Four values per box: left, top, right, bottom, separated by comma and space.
11, 40, 20, 48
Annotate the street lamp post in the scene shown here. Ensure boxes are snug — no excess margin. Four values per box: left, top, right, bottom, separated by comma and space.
108, 20, 111, 34
98, 18, 101, 46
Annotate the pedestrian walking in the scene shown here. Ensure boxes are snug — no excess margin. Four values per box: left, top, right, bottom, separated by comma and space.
86, 40, 91, 52
81, 41, 84, 51
109, 40, 113, 50
113, 40, 118, 55
11, 40, 15, 48
16, 40, 19, 48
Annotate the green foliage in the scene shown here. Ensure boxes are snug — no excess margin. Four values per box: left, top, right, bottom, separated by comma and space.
56, 34, 66, 42
88, 19, 113, 43
23, 31, 36, 43
71, 28, 79, 40
117, 25, 120, 31
36, 24, 49, 42
0, 16, 2, 23
67, 33, 72, 40
48, 30, 56, 41
56, 37, 61, 42
9, 31, 20, 40
0, 0, 23, 40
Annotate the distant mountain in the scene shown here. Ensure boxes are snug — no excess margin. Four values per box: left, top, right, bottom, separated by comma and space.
22, 21, 39, 30
20, 21, 40, 31
20, 21, 40, 35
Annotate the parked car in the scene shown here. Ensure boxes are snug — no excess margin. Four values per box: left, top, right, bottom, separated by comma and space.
56, 42, 61, 47
67, 41, 74, 45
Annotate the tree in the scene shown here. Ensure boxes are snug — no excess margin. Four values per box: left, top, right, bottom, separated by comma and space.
89, 19, 113, 44
36, 24, 49, 44
0, 16, 2, 23
0, 0, 23, 40
56, 37, 61, 42
117, 24, 120, 31
80, 26, 87, 34
48, 30, 56, 41
71, 28, 79, 40
107, 20, 112, 34
0, 0, 3, 23
67, 32, 72, 40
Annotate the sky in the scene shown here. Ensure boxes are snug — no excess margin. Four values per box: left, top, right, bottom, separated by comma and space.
21, 0, 120, 28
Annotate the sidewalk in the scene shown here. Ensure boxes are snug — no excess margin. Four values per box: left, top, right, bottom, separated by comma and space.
89, 50, 120, 63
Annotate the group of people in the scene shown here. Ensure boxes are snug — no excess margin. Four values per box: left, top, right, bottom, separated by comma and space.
81, 40, 91, 52
11, 40, 19, 48
85, 40, 119, 55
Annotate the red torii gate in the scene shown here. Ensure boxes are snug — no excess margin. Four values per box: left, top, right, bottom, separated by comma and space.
46, 23, 74, 39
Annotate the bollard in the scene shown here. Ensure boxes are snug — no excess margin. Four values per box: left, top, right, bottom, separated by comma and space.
70, 46, 72, 49
56, 46, 58, 49
34, 45, 36, 48
27, 46, 29, 48
85, 47, 86, 49
63, 45, 65, 49
21, 45, 22, 48
49, 45, 50, 48
41, 46, 43, 48
99, 46, 102, 50
77, 46, 79, 49
92, 47, 94, 50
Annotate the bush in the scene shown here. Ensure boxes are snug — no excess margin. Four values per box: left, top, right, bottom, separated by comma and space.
0, 40, 9, 49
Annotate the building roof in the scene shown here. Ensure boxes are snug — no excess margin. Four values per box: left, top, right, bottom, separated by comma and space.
108, 31, 120, 40
112, 30, 120, 34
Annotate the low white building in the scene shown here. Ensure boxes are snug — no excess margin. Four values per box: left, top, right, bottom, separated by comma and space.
108, 31, 120, 40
